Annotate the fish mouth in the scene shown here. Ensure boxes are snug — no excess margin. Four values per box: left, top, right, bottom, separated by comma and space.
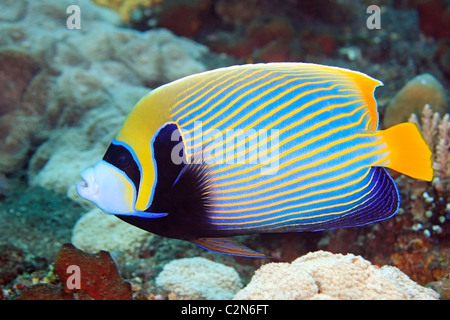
76, 167, 99, 200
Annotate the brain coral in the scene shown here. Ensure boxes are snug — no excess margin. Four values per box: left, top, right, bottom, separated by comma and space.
233, 251, 439, 300
383, 73, 448, 128
156, 257, 243, 300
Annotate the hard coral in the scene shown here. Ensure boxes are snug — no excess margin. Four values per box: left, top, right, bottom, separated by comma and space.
327, 104, 450, 286
234, 251, 439, 300
245, 16, 294, 49
54, 243, 132, 300
428, 266, 450, 300
383, 74, 448, 128
71, 208, 151, 258
156, 257, 242, 300
409, 104, 450, 190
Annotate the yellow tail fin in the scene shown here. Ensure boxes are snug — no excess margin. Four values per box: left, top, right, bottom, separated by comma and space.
380, 123, 433, 181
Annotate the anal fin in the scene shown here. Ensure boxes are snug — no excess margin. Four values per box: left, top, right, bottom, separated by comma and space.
191, 238, 267, 258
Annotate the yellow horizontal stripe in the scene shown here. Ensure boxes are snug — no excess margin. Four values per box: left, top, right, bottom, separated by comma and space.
210, 100, 366, 174
172, 68, 249, 118
211, 178, 383, 231
201, 90, 360, 161
176, 69, 265, 123
211, 136, 376, 205
210, 142, 386, 214
210, 143, 387, 201
212, 108, 371, 184
209, 169, 378, 225
198, 77, 351, 135
213, 163, 372, 212
187, 82, 356, 151
183, 73, 293, 131
171, 71, 219, 112
210, 129, 372, 201
173, 63, 357, 115
200, 82, 358, 156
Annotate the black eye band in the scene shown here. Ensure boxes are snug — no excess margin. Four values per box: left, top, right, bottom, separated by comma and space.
103, 143, 141, 192
111, 147, 132, 169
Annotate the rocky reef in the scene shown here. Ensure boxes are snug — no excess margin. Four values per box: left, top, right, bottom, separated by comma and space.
0, 0, 210, 199
0, 0, 449, 301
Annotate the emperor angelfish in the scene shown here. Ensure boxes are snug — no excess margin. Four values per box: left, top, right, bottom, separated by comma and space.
76, 63, 433, 258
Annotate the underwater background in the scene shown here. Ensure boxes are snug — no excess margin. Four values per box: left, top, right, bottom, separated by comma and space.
0, 0, 449, 300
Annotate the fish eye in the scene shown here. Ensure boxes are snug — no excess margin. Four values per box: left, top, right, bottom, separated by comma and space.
111, 149, 132, 169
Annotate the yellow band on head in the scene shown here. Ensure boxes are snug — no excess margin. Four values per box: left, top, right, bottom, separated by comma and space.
116, 88, 172, 211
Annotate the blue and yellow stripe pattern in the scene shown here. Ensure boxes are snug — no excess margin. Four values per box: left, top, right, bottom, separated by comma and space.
104, 63, 433, 258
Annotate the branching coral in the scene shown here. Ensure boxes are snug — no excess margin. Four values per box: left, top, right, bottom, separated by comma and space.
435, 114, 450, 181
409, 104, 450, 190
404, 104, 450, 239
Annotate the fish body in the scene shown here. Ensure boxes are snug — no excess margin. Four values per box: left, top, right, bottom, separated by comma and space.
76, 63, 433, 258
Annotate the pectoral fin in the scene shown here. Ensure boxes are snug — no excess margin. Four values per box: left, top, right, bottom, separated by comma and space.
190, 237, 267, 258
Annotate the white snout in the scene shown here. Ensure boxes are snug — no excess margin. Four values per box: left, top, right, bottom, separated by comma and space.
75, 160, 135, 215
76, 167, 98, 199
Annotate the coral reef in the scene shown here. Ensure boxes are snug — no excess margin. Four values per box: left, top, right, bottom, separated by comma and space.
0, 0, 449, 301
54, 243, 132, 300
15, 284, 73, 300
436, 41, 450, 77
14, 243, 132, 300
434, 114, 450, 181
27, 27, 208, 199
0, 244, 38, 286
234, 251, 439, 300
156, 257, 243, 300
0, 185, 85, 261
0, 50, 41, 174
122, 0, 367, 63
93, 0, 156, 23
383, 74, 448, 128
156, 0, 213, 38
409, 104, 450, 184
71, 208, 153, 258
417, 0, 450, 39
320, 104, 450, 287
428, 266, 450, 300
0, 0, 208, 199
